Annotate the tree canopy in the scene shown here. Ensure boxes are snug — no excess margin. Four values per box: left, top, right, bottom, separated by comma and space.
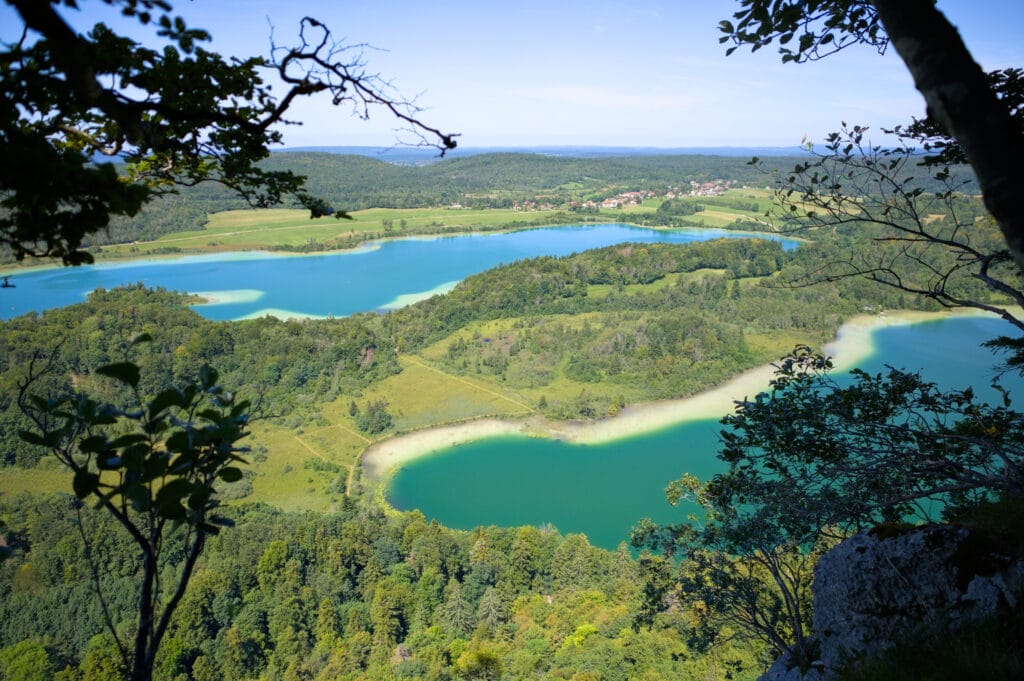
1, 0, 456, 265
721, 0, 1024, 270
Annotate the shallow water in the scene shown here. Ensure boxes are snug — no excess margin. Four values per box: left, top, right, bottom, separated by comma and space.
0, 224, 795, 321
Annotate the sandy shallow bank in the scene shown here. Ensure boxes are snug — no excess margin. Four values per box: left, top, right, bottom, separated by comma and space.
360, 309, 990, 480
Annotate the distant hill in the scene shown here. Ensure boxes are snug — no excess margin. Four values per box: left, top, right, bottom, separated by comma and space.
259, 151, 805, 209
278, 144, 806, 165
84, 150, 975, 250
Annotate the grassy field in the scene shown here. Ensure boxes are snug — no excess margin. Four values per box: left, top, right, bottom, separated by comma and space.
213, 352, 537, 510
97, 206, 579, 258
91, 188, 779, 261
0, 463, 70, 500
586, 268, 727, 300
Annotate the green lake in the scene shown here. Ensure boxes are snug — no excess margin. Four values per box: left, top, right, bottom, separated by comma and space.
388, 315, 1023, 549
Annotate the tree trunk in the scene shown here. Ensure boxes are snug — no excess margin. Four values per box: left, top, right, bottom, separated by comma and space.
872, 0, 1024, 269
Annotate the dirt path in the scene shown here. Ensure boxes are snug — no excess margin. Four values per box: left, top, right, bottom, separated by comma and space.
293, 435, 328, 462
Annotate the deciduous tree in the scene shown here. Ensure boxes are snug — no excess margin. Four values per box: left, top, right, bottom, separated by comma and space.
18, 336, 252, 681
2, 0, 456, 265
721, 1, 1024, 268
752, 122, 1024, 336
635, 345, 1024, 665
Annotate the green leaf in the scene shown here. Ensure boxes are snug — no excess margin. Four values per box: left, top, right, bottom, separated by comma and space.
166, 430, 192, 453
18, 430, 48, 447
131, 333, 153, 345
124, 482, 150, 512
188, 486, 211, 511
155, 478, 193, 519
218, 467, 243, 483
108, 433, 149, 449
96, 362, 141, 388
72, 470, 100, 498
78, 435, 108, 454
121, 443, 149, 471
97, 453, 123, 470
149, 387, 186, 420
141, 448, 169, 479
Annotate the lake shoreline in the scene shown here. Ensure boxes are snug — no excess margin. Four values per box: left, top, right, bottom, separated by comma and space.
360, 308, 989, 481
0, 219, 796, 279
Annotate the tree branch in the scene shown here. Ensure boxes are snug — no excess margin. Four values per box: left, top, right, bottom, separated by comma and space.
872, 0, 1024, 269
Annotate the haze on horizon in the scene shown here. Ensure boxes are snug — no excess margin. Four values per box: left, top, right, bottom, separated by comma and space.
6, 1, 1024, 150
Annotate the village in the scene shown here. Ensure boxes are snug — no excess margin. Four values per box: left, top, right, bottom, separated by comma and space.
510, 178, 737, 212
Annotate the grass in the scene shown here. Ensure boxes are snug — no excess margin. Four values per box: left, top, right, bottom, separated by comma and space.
97, 206, 578, 258
744, 329, 829, 357
0, 462, 69, 499
346, 354, 534, 432
90, 188, 780, 262
242, 425, 337, 512
232, 351, 538, 509
0, 422, 361, 513
586, 269, 727, 300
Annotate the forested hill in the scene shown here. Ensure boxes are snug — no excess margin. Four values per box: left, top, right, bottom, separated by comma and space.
90, 151, 979, 249
260, 152, 801, 209
91, 152, 805, 246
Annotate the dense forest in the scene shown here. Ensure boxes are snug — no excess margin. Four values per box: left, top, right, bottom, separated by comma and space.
0, 491, 764, 680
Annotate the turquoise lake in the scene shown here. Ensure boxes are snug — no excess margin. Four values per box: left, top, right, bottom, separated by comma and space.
388, 315, 1023, 550
0, 224, 796, 321
3, 223, 1018, 550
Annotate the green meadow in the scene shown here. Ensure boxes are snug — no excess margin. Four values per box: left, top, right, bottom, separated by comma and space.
92, 188, 779, 260
97, 206, 577, 257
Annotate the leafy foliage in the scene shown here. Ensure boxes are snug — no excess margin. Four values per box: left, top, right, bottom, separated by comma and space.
719, 1, 885, 63
0, 500, 766, 680
754, 123, 1024, 336
896, 68, 1024, 168
17, 338, 252, 681
635, 345, 1024, 667
354, 399, 393, 435
712, 346, 1024, 538
1, 0, 454, 264
722, 0, 1024, 273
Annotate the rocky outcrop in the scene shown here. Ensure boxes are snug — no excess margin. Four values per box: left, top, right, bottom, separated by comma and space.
759, 653, 823, 681
759, 524, 1023, 680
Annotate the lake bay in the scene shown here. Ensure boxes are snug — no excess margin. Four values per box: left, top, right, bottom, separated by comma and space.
1, 224, 795, 321
387, 315, 1023, 550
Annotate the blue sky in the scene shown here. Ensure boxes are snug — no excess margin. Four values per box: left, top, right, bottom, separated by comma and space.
12, 1, 1024, 148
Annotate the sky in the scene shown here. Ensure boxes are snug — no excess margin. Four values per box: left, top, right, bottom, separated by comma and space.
10, 0, 1024, 149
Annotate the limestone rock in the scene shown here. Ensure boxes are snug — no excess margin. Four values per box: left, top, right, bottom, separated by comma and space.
811, 525, 1022, 677
759, 652, 824, 681
757, 524, 1022, 681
